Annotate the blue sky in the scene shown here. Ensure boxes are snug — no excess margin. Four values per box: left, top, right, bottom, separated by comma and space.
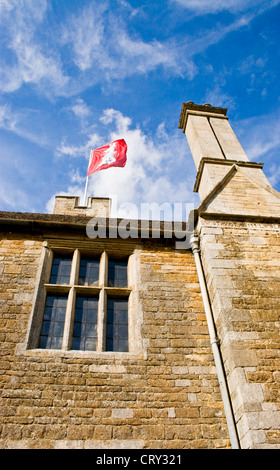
0, 0, 280, 219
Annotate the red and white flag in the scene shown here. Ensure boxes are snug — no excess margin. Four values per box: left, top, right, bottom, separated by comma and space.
87, 139, 127, 176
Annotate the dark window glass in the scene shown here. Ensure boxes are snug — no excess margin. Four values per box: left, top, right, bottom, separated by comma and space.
79, 258, 99, 285
49, 255, 72, 284
38, 295, 67, 349
108, 260, 127, 288
106, 298, 128, 352
71, 296, 98, 351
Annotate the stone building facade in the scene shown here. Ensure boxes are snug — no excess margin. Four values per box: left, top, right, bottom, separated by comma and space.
0, 102, 279, 449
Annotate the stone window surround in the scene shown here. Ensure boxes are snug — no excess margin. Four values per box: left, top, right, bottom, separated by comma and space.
24, 241, 144, 359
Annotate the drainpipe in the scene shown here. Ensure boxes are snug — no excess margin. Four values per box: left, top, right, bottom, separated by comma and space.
190, 233, 240, 449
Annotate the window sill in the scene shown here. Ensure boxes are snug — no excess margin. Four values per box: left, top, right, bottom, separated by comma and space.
19, 346, 144, 361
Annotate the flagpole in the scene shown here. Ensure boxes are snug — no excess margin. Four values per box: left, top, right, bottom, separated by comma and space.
82, 148, 93, 206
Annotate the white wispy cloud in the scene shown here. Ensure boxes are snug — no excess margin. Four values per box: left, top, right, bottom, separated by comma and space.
267, 164, 280, 188
55, 142, 86, 159
0, 0, 47, 20
1, 0, 195, 97
0, 103, 20, 132
55, 132, 103, 160
60, 2, 107, 73
234, 110, 280, 191
58, 0, 259, 87
60, 2, 192, 81
0, 103, 51, 147
202, 84, 237, 110
63, 98, 93, 131
0, 181, 31, 211
238, 112, 280, 161
171, 0, 280, 14
0, 0, 69, 95
0, 0, 273, 98
70, 99, 91, 120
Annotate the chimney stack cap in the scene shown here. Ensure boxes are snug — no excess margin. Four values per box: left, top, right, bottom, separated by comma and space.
178, 101, 228, 130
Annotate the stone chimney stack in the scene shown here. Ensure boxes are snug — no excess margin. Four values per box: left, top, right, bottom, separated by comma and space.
178, 101, 248, 166
178, 102, 263, 201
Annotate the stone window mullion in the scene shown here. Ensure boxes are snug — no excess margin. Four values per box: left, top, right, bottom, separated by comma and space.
62, 249, 79, 350
70, 249, 80, 285
96, 251, 108, 352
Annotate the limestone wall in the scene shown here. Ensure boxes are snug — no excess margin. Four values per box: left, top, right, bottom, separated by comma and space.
0, 232, 230, 449
197, 218, 280, 448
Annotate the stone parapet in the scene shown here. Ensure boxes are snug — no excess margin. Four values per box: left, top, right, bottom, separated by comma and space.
53, 196, 111, 218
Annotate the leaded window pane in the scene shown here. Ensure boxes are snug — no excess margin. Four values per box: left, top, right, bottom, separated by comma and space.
108, 260, 127, 288
71, 296, 98, 351
38, 294, 67, 349
49, 255, 72, 284
78, 258, 99, 286
106, 298, 128, 352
